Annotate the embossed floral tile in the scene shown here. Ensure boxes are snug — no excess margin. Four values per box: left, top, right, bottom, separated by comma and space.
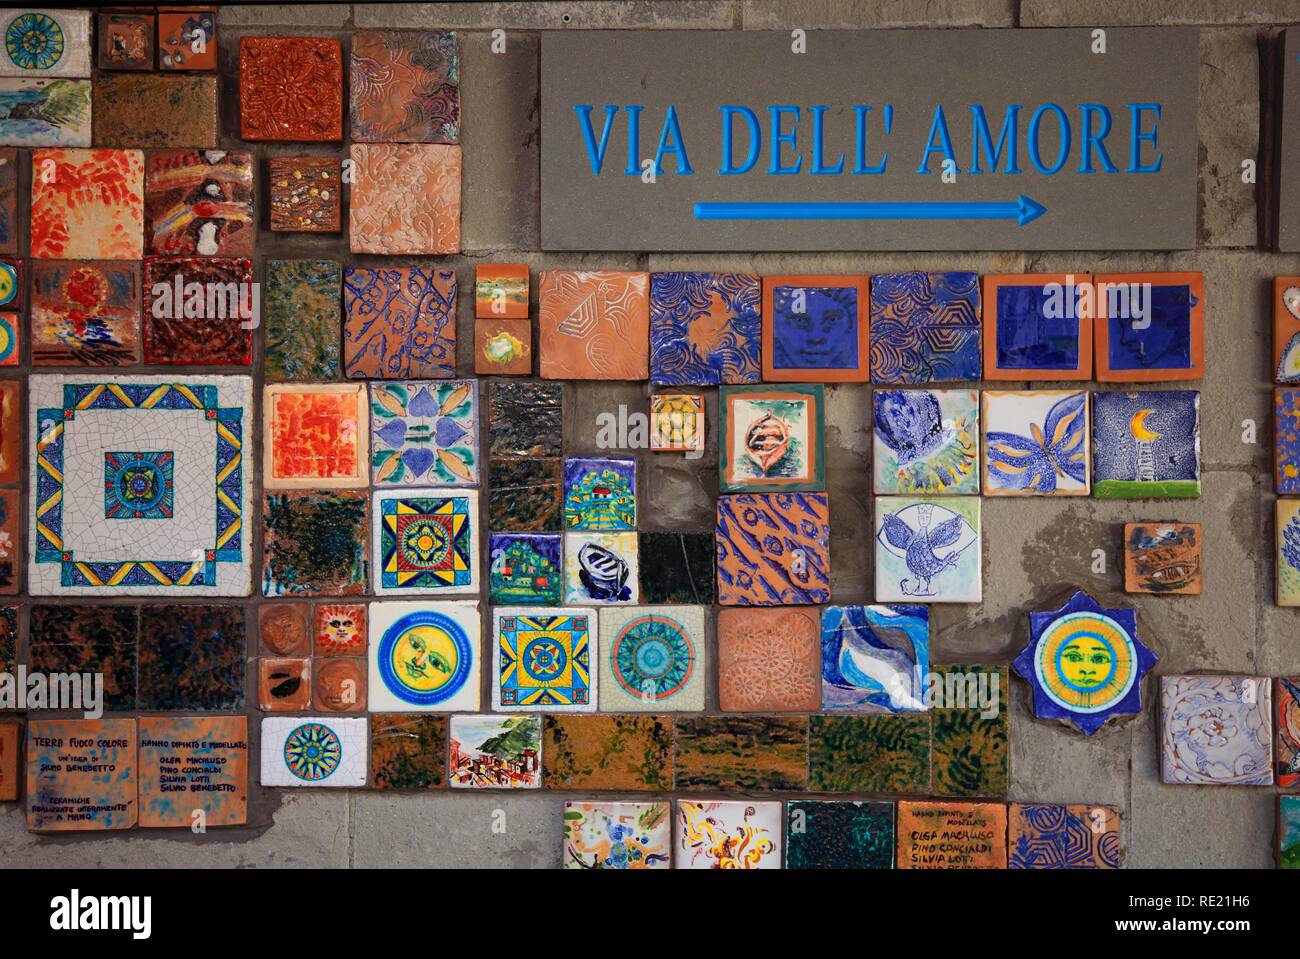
239, 36, 343, 142
30, 148, 143, 260
145, 150, 254, 257
1160, 674, 1273, 785
350, 30, 459, 144
716, 606, 819, 712
349, 143, 461, 254
343, 266, 457, 379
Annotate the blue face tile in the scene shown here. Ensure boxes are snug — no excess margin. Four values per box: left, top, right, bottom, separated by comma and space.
650, 272, 760, 385
994, 285, 1081, 371
1105, 284, 1195, 372
869, 272, 981, 384
1092, 390, 1200, 498
772, 285, 859, 371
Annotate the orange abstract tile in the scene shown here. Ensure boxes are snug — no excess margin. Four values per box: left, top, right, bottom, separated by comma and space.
476, 263, 529, 319
239, 36, 343, 142
30, 149, 144, 260
349, 143, 461, 254
538, 270, 649, 380
264, 384, 368, 490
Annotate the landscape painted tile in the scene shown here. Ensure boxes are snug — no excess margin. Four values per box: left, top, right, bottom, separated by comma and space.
1123, 522, 1202, 594
158, 9, 216, 71
476, 263, 528, 319
0, 10, 91, 77
896, 801, 1007, 869
650, 272, 761, 385
564, 457, 635, 530
315, 603, 367, 657
260, 717, 367, 787
720, 385, 824, 492
982, 390, 1089, 496
1094, 272, 1204, 382
137, 605, 244, 711
26, 718, 137, 831
350, 30, 459, 144
870, 271, 981, 384
599, 605, 706, 712
875, 496, 981, 603
982, 273, 1092, 380
92, 74, 218, 150
1161, 674, 1273, 785
674, 716, 809, 791
28, 604, 137, 711
543, 714, 673, 791
563, 801, 672, 869
99, 12, 153, 72
492, 607, 595, 711
538, 270, 650, 379
1093, 390, 1201, 498
564, 531, 638, 604
1276, 677, 1300, 787
931, 664, 1009, 797
821, 604, 929, 712
344, 266, 457, 379
638, 531, 715, 604
676, 800, 781, 869
262, 491, 368, 597
489, 458, 563, 532
809, 714, 931, 793
488, 381, 562, 458
716, 606, 820, 712
370, 380, 478, 487
368, 600, 480, 713
269, 157, 341, 232
259, 602, 309, 656
144, 150, 254, 256
137, 716, 249, 828
873, 388, 979, 495
369, 714, 446, 790
0, 79, 91, 147
372, 489, 479, 596
475, 318, 532, 375
716, 492, 830, 605
449, 714, 541, 789
264, 259, 341, 382
785, 800, 894, 870
239, 36, 343, 141
264, 384, 368, 490
1281, 796, 1300, 868
1275, 277, 1300, 383
650, 393, 704, 453
349, 143, 461, 254
488, 533, 562, 605
762, 274, 870, 382
142, 256, 254, 365
30, 148, 143, 260
1008, 803, 1120, 869
30, 259, 140, 365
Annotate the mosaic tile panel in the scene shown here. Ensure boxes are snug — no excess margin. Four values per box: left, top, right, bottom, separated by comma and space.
0, 78, 91, 147
638, 531, 715, 604
1123, 522, 1203, 595
873, 388, 979, 495
0, 490, 16, 594
564, 530, 638, 605
982, 273, 1092, 380
564, 457, 635, 530
1278, 677, 1300, 787
1094, 271, 1204, 382
762, 274, 871, 382
821, 604, 930, 713
259, 602, 309, 656
0, 148, 16, 253
720, 384, 825, 493
875, 496, 981, 604
489, 458, 563, 532
1281, 796, 1300, 868
98, 12, 153, 72
1093, 390, 1201, 499
982, 390, 1089, 496
0, 10, 91, 78
315, 603, 367, 657
475, 318, 532, 375
158, 9, 215, 71
476, 263, 528, 319
488, 533, 562, 605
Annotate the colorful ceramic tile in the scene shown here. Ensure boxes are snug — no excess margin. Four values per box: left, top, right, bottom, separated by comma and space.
563, 801, 672, 869
368, 600, 480, 712
30, 148, 142, 260
650, 272, 760, 385
98, 12, 153, 71
475, 318, 532, 375
873, 388, 978, 495
0, 491, 16, 594
1279, 388, 1300, 494
260, 717, 367, 787
449, 714, 541, 789
1095, 272, 1204, 382
676, 800, 781, 869
821, 604, 929, 712
30, 260, 140, 365
269, 156, 341, 233
262, 491, 368, 597
369, 714, 446, 790
931, 664, 1008, 797
983, 390, 1089, 496
762, 274, 870, 382
1277, 677, 1300, 787
1280, 796, 1300, 868
716, 492, 830, 605
492, 607, 595, 711
314, 656, 366, 712
137, 605, 244, 711
1275, 278, 1300, 383
372, 488, 479, 595
0, 604, 13, 678
896, 801, 1007, 869
1124, 522, 1202, 594
982, 273, 1093, 380
239, 36, 343, 142
809, 714, 931, 793
489, 533, 562, 605
488, 381, 562, 458
0, 257, 16, 311
138, 716, 249, 828
315, 603, 367, 657
264, 384, 368, 490
716, 606, 820, 712
158, 9, 216, 71
1093, 390, 1201, 498
370, 380, 478, 487
0, 379, 15, 485
870, 271, 981, 383
259, 603, 309, 656
490, 459, 563, 532
786, 800, 895, 870
599, 605, 705, 712
720, 384, 824, 492
0, 79, 91, 147
1008, 802, 1120, 869
343, 266, 457, 379
564, 531, 638, 604
0, 721, 17, 800
1161, 674, 1273, 785
144, 150, 253, 257
675, 716, 809, 791
0, 10, 90, 78
650, 393, 704, 453
476, 263, 528, 319
92, 74, 218, 149
563, 457, 636, 530
264, 259, 341, 383
0, 312, 14, 366
0, 147, 15, 253
261, 656, 311, 711
539, 270, 650, 380
142, 256, 255, 365
875, 496, 981, 603
26, 718, 136, 831
350, 30, 459, 144
28, 604, 136, 710
543, 714, 673, 790
349, 143, 461, 254
638, 531, 715, 604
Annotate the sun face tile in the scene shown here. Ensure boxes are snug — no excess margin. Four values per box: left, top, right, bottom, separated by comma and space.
372, 488, 479, 596
720, 384, 824, 493
1093, 390, 1201, 498
138, 604, 245, 711
0, 492, 16, 594
239, 36, 343, 142
476, 263, 528, 319
599, 605, 705, 712
269, 156, 341, 233
896, 801, 1007, 869
875, 496, 981, 603
821, 604, 929, 712
26, 719, 137, 831
649, 393, 704, 453
492, 607, 595, 711
314, 603, 367, 657
490, 458, 563, 532
539, 270, 650, 380
449, 713, 541, 789
368, 600, 480, 712
717, 492, 829, 606
93, 74, 218, 149
873, 388, 979, 495
931, 664, 1008, 797
30, 260, 141, 365
314, 655, 367, 712
674, 715, 809, 791
1124, 522, 1202, 594
1277, 677, 1300, 787
676, 800, 781, 869
563, 801, 672, 869
30, 148, 143, 260
0, 721, 18, 800
488, 533, 562, 605
488, 381, 562, 458
563, 457, 635, 530
1008, 803, 1120, 869
982, 273, 1093, 380
1095, 272, 1204, 382
1281, 797, 1300, 868
542, 714, 673, 790
260, 717, 367, 787
0, 79, 91, 147
762, 274, 870, 382
1160, 674, 1273, 785
29, 604, 137, 710
142, 256, 254, 365
343, 266, 457, 379
564, 531, 638, 604
264, 384, 367, 490
144, 150, 254, 257
370, 714, 446, 790
0, 148, 16, 253
350, 30, 459, 144
98, 12, 153, 71
716, 606, 819, 712
258, 657, 310, 711
785, 800, 895, 870
138, 716, 249, 828
264, 259, 341, 383
870, 271, 981, 384
475, 318, 532, 375
638, 531, 714, 604
809, 714, 931, 793
262, 491, 368, 597
158, 9, 216, 71
370, 380, 478, 487
349, 143, 461, 254
983, 390, 1089, 496
650, 272, 760, 385
0, 10, 91, 78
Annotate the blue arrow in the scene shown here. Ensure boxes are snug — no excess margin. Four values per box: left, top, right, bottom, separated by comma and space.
694, 195, 1047, 227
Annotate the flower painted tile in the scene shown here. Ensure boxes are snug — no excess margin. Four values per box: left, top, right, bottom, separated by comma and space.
315, 603, 367, 657
29, 604, 137, 711
1161, 674, 1273, 785
490, 458, 563, 532
492, 606, 595, 711
368, 600, 480, 712
720, 384, 824, 492
258, 657, 310, 711
896, 801, 1007, 869
821, 605, 929, 712
370, 714, 446, 790
1278, 388, 1300, 494
982, 273, 1093, 380
983, 390, 1089, 496
98, 12, 153, 72
343, 266, 457, 379
1280, 796, 1300, 868
563, 801, 672, 869
543, 714, 673, 791
260, 717, 367, 787
809, 714, 932, 793
0, 148, 16, 253
239, 36, 343, 142
30, 148, 143, 260
650, 393, 704, 453
716, 606, 819, 712
488, 381, 562, 458
650, 272, 760, 385
873, 388, 979, 495
137, 604, 245, 711
92, 74, 218, 150
476, 263, 528, 319
1095, 272, 1204, 382
1275, 278, 1300, 384
30, 260, 141, 366
1279, 678, 1300, 787
716, 492, 830, 605
269, 157, 341, 233
675, 716, 809, 791
158, 9, 216, 71
350, 30, 458, 144
638, 531, 715, 604
1093, 390, 1201, 499
598, 605, 706, 712
372, 488, 479, 596
1008, 803, 1120, 869
564, 457, 635, 530
488, 533, 562, 605
875, 496, 980, 603
785, 800, 895, 870
138, 716, 249, 828
869, 271, 981, 384
0, 10, 91, 78
259, 602, 309, 656
264, 259, 341, 383
1124, 522, 1202, 594
349, 143, 461, 254
564, 531, 638, 604
0, 79, 91, 147
263, 491, 368, 597
1280, 501, 1300, 607
475, 318, 532, 375
449, 713, 541, 789
264, 384, 368, 490
142, 257, 254, 365
538, 270, 650, 380
931, 664, 1008, 797
144, 151, 253, 257
762, 274, 870, 382
370, 380, 478, 487
26, 719, 137, 831
676, 800, 781, 869
0, 721, 18, 800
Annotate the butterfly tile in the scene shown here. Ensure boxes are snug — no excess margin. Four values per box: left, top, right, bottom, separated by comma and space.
26, 719, 137, 831
263, 384, 367, 490
650, 272, 760, 385
931, 664, 1008, 797
543, 714, 673, 791
785, 800, 895, 870
262, 491, 368, 597
264, 259, 341, 383
349, 143, 461, 254
0, 148, 16, 253
239, 36, 343, 141
370, 380, 479, 487
269, 157, 341, 233
809, 714, 931, 793
98, 11, 153, 71
874, 496, 980, 603
142, 256, 254, 365
492, 606, 596, 711
1280, 796, 1300, 868
564, 530, 638, 604
674, 716, 809, 791
982, 273, 1093, 380
762, 274, 870, 382
1123, 522, 1202, 594
372, 488, 479, 596
370, 714, 447, 790
488, 381, 563, 458
28, 605, 137, 710
1275, 278, 1300, 384
258, 657, 310, 711
983, 390, 1089, 496
869, 271, 981, 384
343, 266, 457, 379
563, 801, 672, 869
638, 531, 714, 604
138, 716, 248, 828
158, 9, 216, 71
873, 388, 979, 495
476, 263, 528, 319
716, 606, 819, 712
489, 458, 563, 532
716, 492, 830, 605
1008, 803, 1120, 869
93, 74, 218, 149
30, 148, 143, 260
538, 270, 650, 380
675, 800, 781, 869
349, 30, 459, 144
258, 602, 309, 656
449, 714, 542, 789
0, 10, 91, 78
1095, 272, 1204, 382
0, 79, 91, 147
30, 260, 141, 366
137, 604, 245, 711
821, 604, 929, 712
896, 801, 1007, 869
1279, 677, 1300, 787
1161, 674, 1273, 785
260, 717, 367, 787
475, 318, 532, 375
314, 603, 367, 657
1279, 500, 1300, 606
488, 533, 562, 605
1093, 390, 1200, 498
650, 393, 704, 453
144, 150, 254, 256
368, 600, 480, 712
564, 457, 635, 530
720, 384, 824, 492
598, 605, 706, 712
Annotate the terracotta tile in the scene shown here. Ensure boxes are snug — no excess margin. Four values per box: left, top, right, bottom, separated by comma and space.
650, 272, 760, 385
138, 716, 249, 828
314, 655, 366, 712
982, 390, 1089, 496
563, 801, 671, 869
674, 715, 809, 791
30, 148, 143, 260
264, 259, 341, 383
26, 718, 137, 831
0, 10, 91, 77
809, 714, 931, 793
1008, 802, 1121, 869
720, 384, 825, 493
268, 156, 341, 233
476, 263, 528, 319
0, 720, 18, 800
264, 383, 368, 490
145, 150, 254, 257
981, 273, 1093, 380
0, 148, 16, 254
349, 143, 461, 254
1095, 272, 1204, 382
343, 266, 457, 379
488, 533, 562, 605
543, 714, 673, 790
717, 606, 819, 711
488, 381, 562, 458
649, 393, 704, 453
638, 531, 714, 604
762, 274, 870, 383
539, 270, 649, 380
138, 605, 245, 711
93, 74, 218, 149
931, 664, 1009, 797
370, 380, 478, 487
370, 714, 447, 790
785, 800, 895, 870
98, 12, 154, 71
449, 713, 541, 788
142, 256, 254, 365
1161, 674, 1272, 785
489, 458, 563, 532
870, 271, 982, 384
1094, 390, 1200, 499
716, 492, 830, 605
350, 30, 459, 144
1279, 677, 1300, 787
158, 9, 216, 71
0, 380, 15, 484
676, 800, 781, 869
30, 260, 141, 365
259, 603, 310, 656
896, 801, 1007, 869
475, 318, 532, 375
367, 600, 481, 712
239, 36, 343, 142
0, 79, 92, 147
29, 604, 137, 711
258, 657, 311, 711
260, 716, 367, 787
262, 491, 369, 597
314, 603, 367, 657
1123, 522, 1202, 594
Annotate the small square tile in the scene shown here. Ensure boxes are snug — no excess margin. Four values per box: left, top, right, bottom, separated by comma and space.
1008, 803, 1120, 869
269, 156, 341, 233
809, 714, 931, 793
145, 150, 254, 256
29, 604, 137, 711
564, 457, 636, 530
0, 493, 17, 593
158, 9, 216, 71
492, 606, 595, 710
30, 259, 141, 365
0, 721, 18, 800
0, 148, 17, 253
0, 257, 18, 311
0, 10, 90, 77
785, 800, 895, 870
142, 256, 254, 365
650, 272, 760, 385
350, 30, 459, 144
896, 801, 1007, 869
1161, 674, 1273, 785
870, 271, 981, 384
1275, 278, 1300, 384
717, 492, 830, 605
264, 259, 341, 382
564, 531, 638, 604
1093, 390, 1201, 498
475, 318, 532, 375
0, 313, 14, 366
539, 270, 650, 379
1280, 796, 1300, 867
875, 496, 981, 603
263, 491, 369, 597
931, 664, 1009, 797
239, 36, 343, 142
0, 379, 16, 485
370, 380, 478, 487
637, 531, 714, 604
449, 713, 541, 788
99, 12, 154, 71
370, 714, 447, 790
314, 603, 367, 657
676, 800, 781, 869
314, 655, 366, 712
259, 603, 310, 656
674, 716, 809, 790
762, 274, 870, 382
982, 273, 1093, 380
260, 717, 367, 787
343, 266, 457, 379
1123, 522, 1202, 594
716, 606, 819, 711
873, 388, 979, 495
542, 714, 672, 790
258, 657, 310, 711
138, 605, 244, 711
650, 393, 704, 453
368, 600, 480, 712
93, 74, 218, 149
599, 605, 705, 712
26, 719, 136, 831
489, 458, 563, 531
720, 384, 824, 492
488, 381, 562, 457
488, 533, 562, 605
138, 716, 249, 828
476, 263, 528, 319
31, 148, 143, 260
1095, 272, 1204, 382
372, 488, 480, 595
983, 390, 1090, 496
821, 604, 930, 712
563, 801, 671, 869
349, 143, 461, 254
1279, 388, 1300, 494
264, 384, 368, 490
1276, 677, 1300, 787
0, 79, 91, 147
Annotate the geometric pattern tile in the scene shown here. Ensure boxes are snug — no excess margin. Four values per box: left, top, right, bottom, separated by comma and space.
492, 606, 595, 712
371, 488, 479, 595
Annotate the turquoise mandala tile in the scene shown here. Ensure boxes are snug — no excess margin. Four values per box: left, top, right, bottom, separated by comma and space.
29, 374, 253, 596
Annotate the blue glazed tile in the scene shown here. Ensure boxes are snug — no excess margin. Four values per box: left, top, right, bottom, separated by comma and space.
994, 285, 1082, 371
1104, 284, 1195, 372
563, 457, 636, 530
650, 272, 760, 385
488, 533, 562, 605
869, 271, 981, 384
821, 605, 929, 712
1092, 390, 1200, 498
773, 286, 859, 370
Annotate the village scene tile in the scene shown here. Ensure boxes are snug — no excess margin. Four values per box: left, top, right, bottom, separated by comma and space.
449, 713, 541, 788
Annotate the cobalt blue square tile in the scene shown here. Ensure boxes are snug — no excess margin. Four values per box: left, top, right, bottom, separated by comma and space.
869, 271, 981, 384
650, 272, 760, 385
997, 288, 1080, 368
983, 273, 1091, 380
1095, 272, 1203, 382
1092, 390, 1201, 499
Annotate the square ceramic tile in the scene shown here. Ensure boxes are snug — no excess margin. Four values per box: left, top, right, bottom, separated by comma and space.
476, 263, 528, 319
1279, 388, 1300, 493
349, 30, 459, 144
144, 150, 254, 256
264, 259, 341, 382
982, 273, 1093, 380
1275, 278, 1300, 384
675, 800, 781, 869
138, 716, 248, 828
896, 801, 1007, 869
869, 271, 981, 383
0, 604, 14, 678
873, 388, 979, 495
490, 459, 563, 532
650, 272, 760, 385
314, 603, 367, 657
30, 260, 141, 365
1277, 677, 1300, 787
720, 384, 824, 492
314, 655, 367, 712
785, 800, 895, 870
0, 10, 91, 77
142, 256, 255, 365
28, 604, 137, 710
674, 716, 809, 791
1280, 501, 1300, 607
1281, 796, 1300, 868
137, 604, 244, 711
716, 492, 830, 605
239, 36, 343, 141
0, 256, 18, 312
0, 721, 18, 800
258, 657, 310, 711
30, 148, 143, 260
475, 318, 532, 375
372, 488, 480, 595
368, 601, 480, 712
649, 393, 704, 453
0, 379, 16, 485
343, 266, 457, 379
1095, 272, 1204, 382
349, 143, 461, 254
563, 457, 636, 530
269, 157, 341, 233
488, 533, 562, 605
809, 714, 931, 793
260, 717, 367, 787
1160, 674, 1273, 785
262, 491, 368, 597
875, 497, 981, 604
762, 274, 870, 382
0, 494, 16, 594
158, 9, 216, 71
1008, 803, 1120, 869
258, 603, 309, 656
564, 531, 638, 604
489, 381, 562, 457
369, 714, 446, 789
0, 311, 15, 367
0, 79, 91, 147
93, 74, 218, 149
98, 12, 153, 71
538, 270, 650, 379
598, 605, 705, 712
716, 606, 819, 711
982, 390, 1089, 496
1123, 522, 1202, 594
1093, 390, 1201, 498
563, 801, 672, 869
931, 664, 1009, 796
449, 713, 541, 788
26, 719, 136, 831
0, 147, 16, 253
492, 606, 596, 711
29, 374, 252, 596
264, 384, 368, 490
638, 531, 714, 604
821, 604, 929, 712
543, 714, 672, 790
370, 380, 478, 487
